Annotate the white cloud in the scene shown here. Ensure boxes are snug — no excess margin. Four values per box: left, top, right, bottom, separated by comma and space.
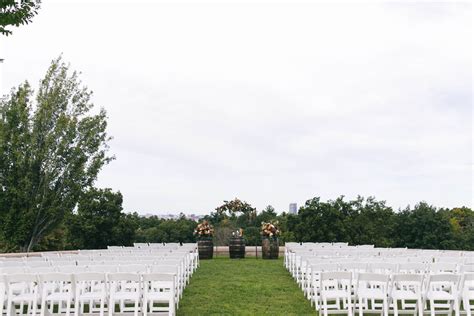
1, 1, 471, 213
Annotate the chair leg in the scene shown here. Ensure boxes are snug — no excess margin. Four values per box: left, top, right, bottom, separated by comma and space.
65, 297, 71, 316
454, 298, 460, 316
464, 298, 472, 316
99, 298, 104, 316
430, 299, 435, 316
383, 298, 389, 316
143, 299, 148, 316
31, 298, 37, 316
40, 298, 46, 316
169, 298, 173, 316
134, 298, 138, 316
418, 299, 424, 316
108, 298, 114, 316
393, 299, 399, 316
6, 299, 12, 316
74, 298, 80, 316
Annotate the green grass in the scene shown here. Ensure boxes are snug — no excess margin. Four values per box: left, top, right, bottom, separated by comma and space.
178, 257, 316, 316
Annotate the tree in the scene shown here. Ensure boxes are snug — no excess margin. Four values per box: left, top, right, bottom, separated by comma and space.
345, 196, 395, 247
0, 57, 113, 252
66, 188, 132, 249
0, 0, 41, 36
294, 197, 349, 242
393, 202, 454, 249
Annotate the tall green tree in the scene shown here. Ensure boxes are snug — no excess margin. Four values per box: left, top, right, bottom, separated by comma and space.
66, 188, 134, 249
393, 202, 454, 249
0, 57, 113, 252
0, 0, 41, 36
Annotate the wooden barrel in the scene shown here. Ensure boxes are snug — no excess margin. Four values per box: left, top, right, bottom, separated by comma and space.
197, 238, 214, 259
261, 237, 279, 259
229, 237, 245, 259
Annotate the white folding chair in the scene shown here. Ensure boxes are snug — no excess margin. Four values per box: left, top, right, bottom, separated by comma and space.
57, 266, 88, 273
369, 262, 398, 275
74, 272, 107, 316
425, 274, 460, 316
50, 261, 77, 267
307, 263, 338, 310
341, 262, 368, 275
0, 274, 5, 316
39, 273, 74, 316
398, 263, 427, 274
390, 274, 424, 316
142, 273, 175, 316
460, 273, 474, 316
0, 267, 28, 274
88, 265, 118, 273
150, 265, 181, 308
108, 273, 141, 316
320, 271, 353, 316
26, 261, 50, 269
356, 273, 389, 316
6, 273, 39, 316
0, 261, 25, 268
118, 264, 148, 274
429, 263, 458, 274
30, 267, 57, 274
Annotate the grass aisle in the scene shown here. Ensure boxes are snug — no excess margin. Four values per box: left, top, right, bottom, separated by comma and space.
178, 257, 316, 316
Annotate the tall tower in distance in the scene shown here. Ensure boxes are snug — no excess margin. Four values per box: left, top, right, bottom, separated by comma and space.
289, 203, 297, 214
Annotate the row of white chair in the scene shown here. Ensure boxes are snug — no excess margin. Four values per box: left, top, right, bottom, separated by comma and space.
314, 271, 474, 316
286, 243, 474, 316
0, 272, 176, 316
0, 243, 200, 315
297, 261, 474, 292
285, 246, 474, 288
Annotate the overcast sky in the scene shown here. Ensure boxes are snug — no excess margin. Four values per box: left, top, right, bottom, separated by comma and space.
0, 0, 472, 215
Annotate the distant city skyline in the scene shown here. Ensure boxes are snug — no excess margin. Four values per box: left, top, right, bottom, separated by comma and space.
1, 1, 472, 215
289, 203, 297, 215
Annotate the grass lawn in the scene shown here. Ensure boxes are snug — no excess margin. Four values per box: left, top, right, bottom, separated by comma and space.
178, 256, 316, 316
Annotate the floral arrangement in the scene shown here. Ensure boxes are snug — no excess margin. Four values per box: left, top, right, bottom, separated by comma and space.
194, 220, 214, 238
261, 221, 280, 238
232, 228, 244, 237
216, 198, 256, 216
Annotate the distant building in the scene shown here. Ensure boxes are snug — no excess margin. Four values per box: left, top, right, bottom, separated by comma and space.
289, 203, 297, 214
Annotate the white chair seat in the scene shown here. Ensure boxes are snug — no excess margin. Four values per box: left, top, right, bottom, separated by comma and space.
322, 289, 350, 299
11, 293, 36, 302
358, 288, 386, 299
112, 291, 140, 300
144, 292, 174, 301
45, 292, 71, 301
462, 290, 474, 299
426, 291, 455, 300
392, 290, 419, 300
78, 292, 104, 300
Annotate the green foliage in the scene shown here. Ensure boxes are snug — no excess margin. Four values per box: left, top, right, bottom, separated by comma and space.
134, 214, 196, 244
0, 0, 41, 36
243, 226, 260, 246
393, 203, 461, 250
65, 188, 133, 249
178, 257, 315, 315
0, 57, 112, 252
447, 207, 474, 250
